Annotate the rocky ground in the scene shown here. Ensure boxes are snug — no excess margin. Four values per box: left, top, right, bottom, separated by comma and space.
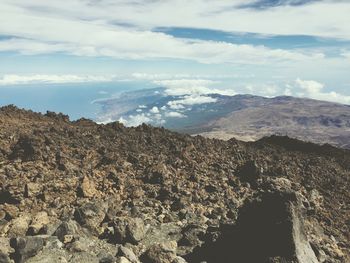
0, 105, 349, 263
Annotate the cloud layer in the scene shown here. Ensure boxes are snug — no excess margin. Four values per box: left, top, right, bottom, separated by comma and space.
0, 0, 343, 64
0, 74, 113, 85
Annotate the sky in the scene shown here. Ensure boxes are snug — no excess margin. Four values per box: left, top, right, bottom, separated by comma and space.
1, 0, 350, 105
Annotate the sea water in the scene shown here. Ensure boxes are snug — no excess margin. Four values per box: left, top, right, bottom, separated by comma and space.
0, 81, 150, 120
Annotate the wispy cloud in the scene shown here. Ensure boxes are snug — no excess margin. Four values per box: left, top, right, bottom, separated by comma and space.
290, 78, 350, 104
0, 74, 113, 85
154, 79, 236, 96
0, 0, 338, 64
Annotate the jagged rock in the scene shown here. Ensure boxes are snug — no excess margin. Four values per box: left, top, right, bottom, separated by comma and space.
2, 204, 19, 220
11, 236, 44, 263
0, 238, 12, 263
0, 253, 11, 263
172, 256, 187, 263
8, 214, 31, 237
126, 218, 146, 244
54, 220, 80, 243
74, 202, 106, 234
117, 246, 140, 263
98, 252, 116, 263
28, 211, 49, 235
69, 252, 99, 263
116, 257, 132, 263
0, 237, 13, 256
112, 217, 146, 244
142, 241, 178, 263
24, 183, 42, 198
80, 176, 98, 198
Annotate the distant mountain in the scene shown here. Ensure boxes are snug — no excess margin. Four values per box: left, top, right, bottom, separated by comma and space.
96, 88, 350, 149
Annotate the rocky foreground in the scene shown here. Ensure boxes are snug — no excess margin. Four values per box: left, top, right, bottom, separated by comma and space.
0, 105, 349, 263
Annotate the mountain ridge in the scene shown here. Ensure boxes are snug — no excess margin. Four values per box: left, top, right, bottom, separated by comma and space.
96, 89, 350, 149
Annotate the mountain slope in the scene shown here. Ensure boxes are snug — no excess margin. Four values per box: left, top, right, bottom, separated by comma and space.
96, 89, 350, 149
0, 105, 349, 262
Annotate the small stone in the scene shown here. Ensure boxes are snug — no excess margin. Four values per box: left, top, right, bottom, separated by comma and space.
117, 246, 140, 263
3, 204, 19, 219
28, 211, 50, 235
116, 257, 131, 263
143, 241, 177, 263
24, 183, 42, 198
0, 210, 6, 220
98, 252, 116, 263
54, 220, 80, 242
0, 252, 11, 263
74, 202, 106, 234
63, 235, 74, 244
80, 176, 98, 198
0, 237, 14, 255
8, 214, 31, 237
126, 218, 146, 244
172, 256, 188, 263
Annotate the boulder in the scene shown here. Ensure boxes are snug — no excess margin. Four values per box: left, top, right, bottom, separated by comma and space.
142, 241, 177, 263
28, 211, 50, 235
74, 202, 106, 234
113, 217, 146, 244
8, 213, 31, 237
117, 246, 140, 263
24, 183, 42, 198
11, 236, 44, 263
80, 176, 98, 198
0, 253, 11, 263
126, 218, 146, 244
54, 220, 80, 243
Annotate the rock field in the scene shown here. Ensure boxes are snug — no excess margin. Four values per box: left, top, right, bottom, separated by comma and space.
0, 105, 349, 263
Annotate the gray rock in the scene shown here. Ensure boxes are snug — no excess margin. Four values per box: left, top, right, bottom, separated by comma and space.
0, 237, 13, 256
142, 241, 177, 263
11, 236, 44, 263
70, 252, 100, 263
117, 246, 140, 263
113, 217, 146, 244
116, 257, 131, 263
172, 256, 188, 263
26, 249, 68, 263
74, 202, 106, 234
7, 214, 31, 237
28, 211, 49, 235
0, 252, 11, 263
98, 251, 116, 263
126, 218, 146, 244
54, 220, 80, 242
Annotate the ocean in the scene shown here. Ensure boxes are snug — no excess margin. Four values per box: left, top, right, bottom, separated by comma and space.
0, 81, 151, 120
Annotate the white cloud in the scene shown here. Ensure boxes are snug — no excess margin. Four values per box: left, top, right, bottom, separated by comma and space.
118, 113, 152, 127
154, 79, 236, 96
295, 78, 323, 94
165, 111, 187, 118
244, 83, 279, 97
293, 78, 350, 104
0, 74, 112, 85
150, 106, 160, 114
167, 95, 217, 110
0, 1, 330, 65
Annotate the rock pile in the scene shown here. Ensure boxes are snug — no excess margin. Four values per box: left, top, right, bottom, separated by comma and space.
0, 105, 349, 262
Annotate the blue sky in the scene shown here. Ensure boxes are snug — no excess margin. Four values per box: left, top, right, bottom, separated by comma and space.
1, 0, 350, 104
